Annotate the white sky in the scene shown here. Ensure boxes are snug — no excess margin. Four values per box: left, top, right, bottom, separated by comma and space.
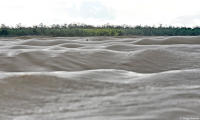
0, 0, 200, 27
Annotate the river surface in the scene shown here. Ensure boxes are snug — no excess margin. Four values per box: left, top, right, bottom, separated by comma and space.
0, 36, 200, 120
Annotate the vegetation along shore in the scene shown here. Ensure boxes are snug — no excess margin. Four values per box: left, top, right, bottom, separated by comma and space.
0, 24, 200, 37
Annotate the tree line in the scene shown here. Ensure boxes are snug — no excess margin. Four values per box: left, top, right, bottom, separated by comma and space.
0, 23, 200, 37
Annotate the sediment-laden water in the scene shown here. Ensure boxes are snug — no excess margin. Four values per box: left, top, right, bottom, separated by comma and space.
0, 36, 200, 120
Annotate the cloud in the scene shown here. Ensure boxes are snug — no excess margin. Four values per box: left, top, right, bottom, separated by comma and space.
67, 0, 115, 20
171, 14, 200, 27
0, 0, 200, 27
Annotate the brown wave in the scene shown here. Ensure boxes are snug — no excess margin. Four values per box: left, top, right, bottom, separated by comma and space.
134, 36, 200, 45
0, 69, 200, 120
1, 47, 200, 73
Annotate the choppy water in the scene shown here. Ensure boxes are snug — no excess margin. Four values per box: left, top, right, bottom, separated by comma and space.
1, 36, 200, 120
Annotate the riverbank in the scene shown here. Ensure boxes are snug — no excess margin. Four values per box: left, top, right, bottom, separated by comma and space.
1, 24, 200, 37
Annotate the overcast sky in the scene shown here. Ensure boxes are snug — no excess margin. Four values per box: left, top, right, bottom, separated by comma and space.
0, 0, 200, 27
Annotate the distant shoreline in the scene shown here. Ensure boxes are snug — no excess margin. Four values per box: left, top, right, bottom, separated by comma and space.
1, 24, 200, 37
